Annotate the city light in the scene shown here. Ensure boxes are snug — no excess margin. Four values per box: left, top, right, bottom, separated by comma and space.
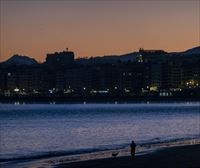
14, 88, 19, 92
185, 80, 199, 88
0, 48, 199, 98
150, 86, 158, 92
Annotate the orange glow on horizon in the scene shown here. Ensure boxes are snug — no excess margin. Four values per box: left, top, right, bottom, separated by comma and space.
0, 1, 199, 62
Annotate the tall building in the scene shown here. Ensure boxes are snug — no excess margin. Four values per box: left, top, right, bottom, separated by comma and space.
0, 69, 6, 92
182, 61, 200, 88
46, 49, 75, 69
150, 63, 162, 89
138, 48, 168, 63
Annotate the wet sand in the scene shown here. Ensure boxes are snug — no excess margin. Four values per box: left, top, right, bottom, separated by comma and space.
56, 144, 200, 168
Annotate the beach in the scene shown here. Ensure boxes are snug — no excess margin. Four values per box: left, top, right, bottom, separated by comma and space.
1, 142, 200, 168
0, 103, 199, 168
56, 144, 200, 168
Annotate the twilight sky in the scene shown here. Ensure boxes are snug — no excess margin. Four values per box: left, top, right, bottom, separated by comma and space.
0, 0, 199, 62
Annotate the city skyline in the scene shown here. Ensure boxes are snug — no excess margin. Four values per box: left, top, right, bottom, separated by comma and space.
0, 0, 200, 62
0, 45, 199, 63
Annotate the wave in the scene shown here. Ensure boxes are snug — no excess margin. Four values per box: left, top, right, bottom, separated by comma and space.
1, 135, 199, 163
0, 144, 127, 163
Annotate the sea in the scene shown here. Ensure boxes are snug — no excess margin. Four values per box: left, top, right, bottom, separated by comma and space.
0, 102, 200, 167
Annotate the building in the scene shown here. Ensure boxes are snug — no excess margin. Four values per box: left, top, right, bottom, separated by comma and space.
150, 63, 162, 90
46, 49, 75, 69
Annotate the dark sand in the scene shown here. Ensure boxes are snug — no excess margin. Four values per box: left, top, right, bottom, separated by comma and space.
56, 144, 200, 168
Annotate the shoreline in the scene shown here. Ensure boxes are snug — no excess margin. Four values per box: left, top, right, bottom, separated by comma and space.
56, 144, 200, 168
1, 137, 200, 168
0, 95, 200, 104
0, 97, 200, 104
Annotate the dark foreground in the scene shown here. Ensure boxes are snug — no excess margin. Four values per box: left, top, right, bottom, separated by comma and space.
56, 144, 200, 168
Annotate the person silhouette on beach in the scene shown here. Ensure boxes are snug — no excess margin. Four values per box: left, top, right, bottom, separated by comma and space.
130, 140, 136, 159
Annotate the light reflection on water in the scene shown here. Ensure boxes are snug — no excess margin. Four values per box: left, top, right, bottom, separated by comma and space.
0, 103, 199, 160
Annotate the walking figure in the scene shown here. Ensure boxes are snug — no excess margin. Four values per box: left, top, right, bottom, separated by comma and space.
130, 140, 136, 159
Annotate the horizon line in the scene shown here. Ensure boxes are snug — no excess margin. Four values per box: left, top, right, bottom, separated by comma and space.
1, 45, 199, 63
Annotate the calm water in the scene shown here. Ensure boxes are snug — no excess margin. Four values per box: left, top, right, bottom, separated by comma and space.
0, 103, 200, 161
